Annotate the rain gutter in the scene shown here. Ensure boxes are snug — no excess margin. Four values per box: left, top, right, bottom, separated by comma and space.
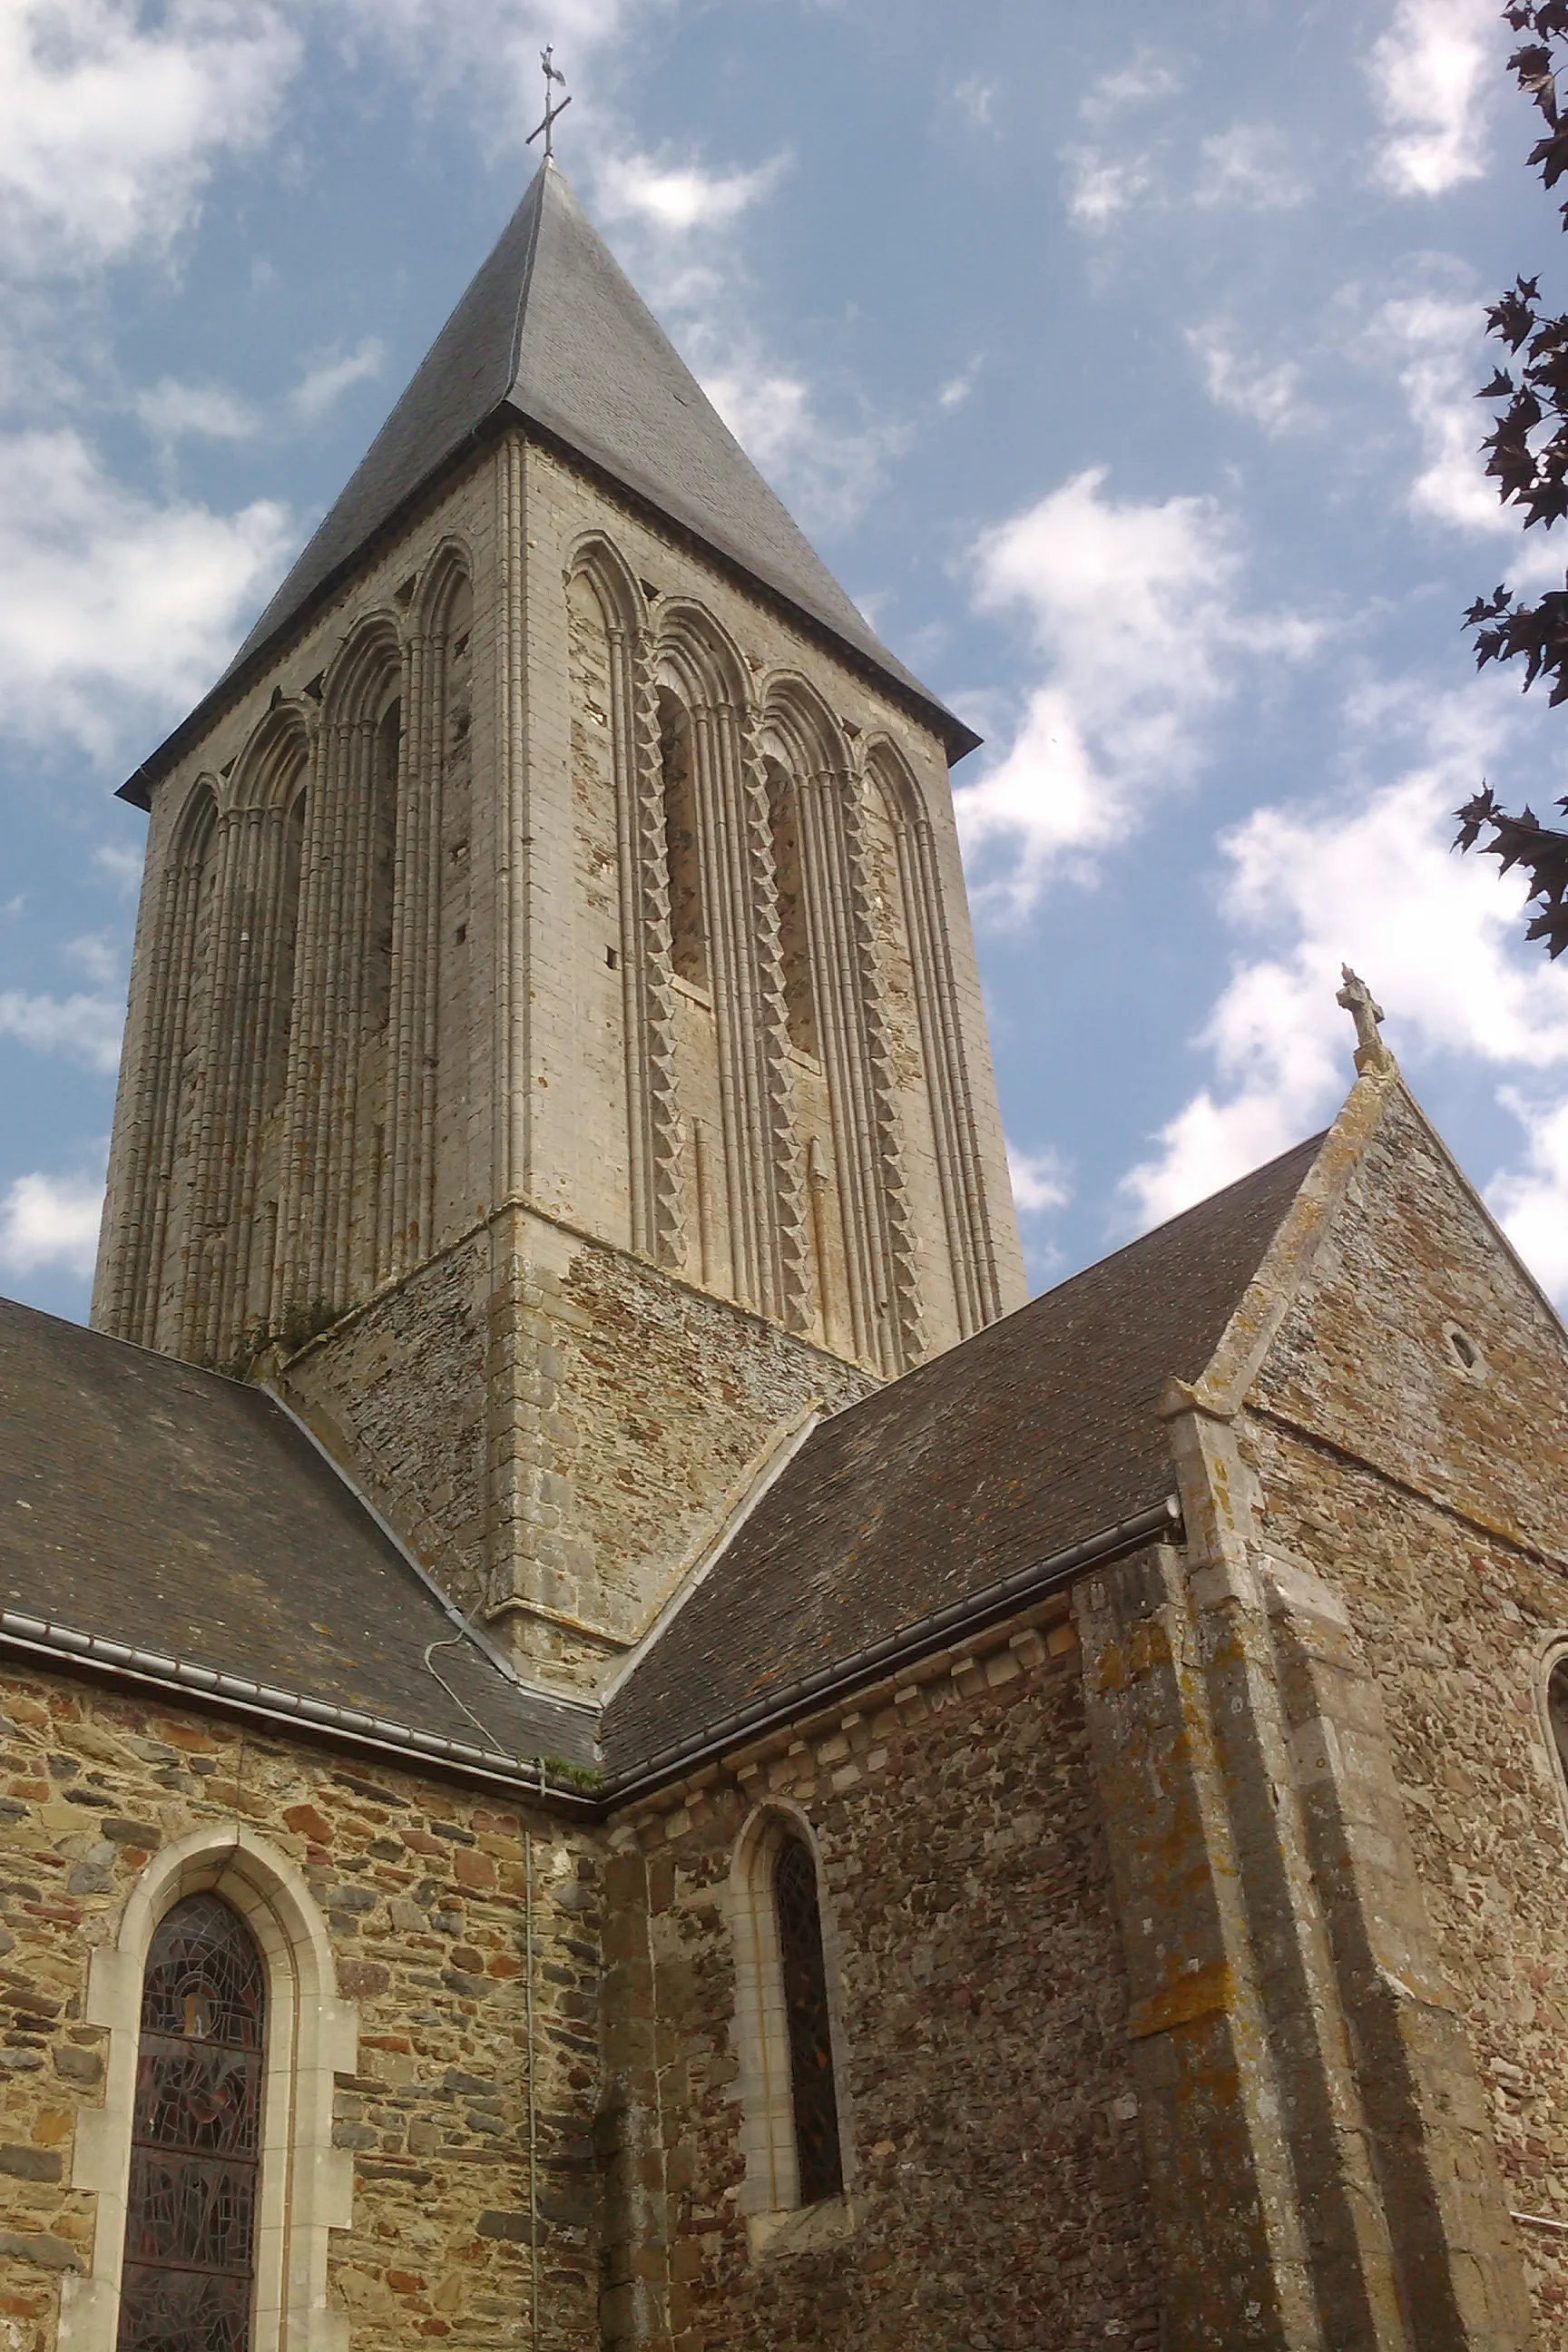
0, 1497, 1181, 1818
0, 1610, 600, 1814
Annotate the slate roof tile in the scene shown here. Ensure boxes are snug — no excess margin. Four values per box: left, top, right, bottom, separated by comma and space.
0, 1135, 1323, 1792
0, 1299, 593, 1769
603, 1132, 1324, 1773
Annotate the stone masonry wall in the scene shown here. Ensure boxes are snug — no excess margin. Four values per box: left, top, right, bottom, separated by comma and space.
1245, 1083, 1568, 2345
277, 1227, 492, 1620
515, 438, 1026, 1335
602, 1606, 1160, 2352
1248, 1428, 1568, 2346
0, 1664, 603, 2352
279, 1207, 872, 1684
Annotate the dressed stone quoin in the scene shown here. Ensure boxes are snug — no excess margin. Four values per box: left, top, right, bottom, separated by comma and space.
2, 151, 1567, 2352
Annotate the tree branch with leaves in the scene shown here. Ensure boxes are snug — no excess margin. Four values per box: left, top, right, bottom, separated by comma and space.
1455, 0, 1568, 956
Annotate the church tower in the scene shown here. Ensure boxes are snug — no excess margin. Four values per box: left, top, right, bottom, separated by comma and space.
93, 162, 1024, 1690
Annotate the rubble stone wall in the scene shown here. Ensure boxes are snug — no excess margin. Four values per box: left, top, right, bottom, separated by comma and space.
278, 1206, 872, 1687
602, 1606, 1161, 2352
0, 1668, 603, 2352
1246, 1082, 1568, 2344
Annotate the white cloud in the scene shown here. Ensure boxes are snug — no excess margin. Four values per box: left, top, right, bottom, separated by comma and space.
0, 427, 291, 758
954, 468, 1322, 918
1079, 49, 1184, 129
329, 0, 633, 132
1063, 44, 1182, 223
696, 348, 909, 537
1061, 147, 1157, 231
0, 1170, 103, 1279
590, 142, 906, 540
1116, 681, 1568, 1302
1490, 1091, 1568, 1297
1188, 320, 1316, 437
66, 934, 122, 987
956, 76, 995, 131
1385, 288, 1503, 533
1368, 0, 1495, 197
596, 152, 786, 236
0, 988, 124, 1073
93, 841, 145, 893
1195, 124, 1308, 211
1373, 285, 1568, 582
1007, 1142, 1071, 1217
288, 337, 386, 424
1007, 1140, 1071, 1288
0, 0, 300, 276
136, 377, 260, 444
937, 363, 982, 413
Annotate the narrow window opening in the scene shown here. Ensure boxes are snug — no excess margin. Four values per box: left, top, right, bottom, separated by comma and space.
117, 1892, 265, 2352
265, 789, 306, 1116
660, 692, 708, 990
368, 695, 400, 1034
767, 761, 818, 1058
773, 1836, 843, 2206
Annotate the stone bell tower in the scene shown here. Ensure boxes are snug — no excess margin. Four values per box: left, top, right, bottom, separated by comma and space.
94, 161, 1024, 1691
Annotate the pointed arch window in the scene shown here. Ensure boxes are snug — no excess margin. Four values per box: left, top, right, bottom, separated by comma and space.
773, 1835, 843, 2207
117, 1894, 265, 2352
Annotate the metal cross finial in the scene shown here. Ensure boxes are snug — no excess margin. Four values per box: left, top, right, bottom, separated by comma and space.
1336, 964, 1395, 1076
527, 46, 572, 162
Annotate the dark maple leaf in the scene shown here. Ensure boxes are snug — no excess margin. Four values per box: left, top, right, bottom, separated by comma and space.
1453, 8, 1568, 959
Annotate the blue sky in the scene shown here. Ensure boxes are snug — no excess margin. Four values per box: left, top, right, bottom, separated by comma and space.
5, 0, 1568, 1320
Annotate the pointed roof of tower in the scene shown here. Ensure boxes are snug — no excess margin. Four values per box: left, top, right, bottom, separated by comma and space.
122, 162, 976, 805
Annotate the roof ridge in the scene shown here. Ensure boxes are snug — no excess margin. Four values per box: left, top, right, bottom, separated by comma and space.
506, 158, 550, 389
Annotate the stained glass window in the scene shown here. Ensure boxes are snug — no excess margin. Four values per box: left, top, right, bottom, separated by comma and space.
773, 1836, 843, 2207
117, 1893, 265, 2352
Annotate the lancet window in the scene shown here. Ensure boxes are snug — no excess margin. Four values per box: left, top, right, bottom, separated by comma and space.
660, 693, 708, 993
730, 1808, 850, 2226
116, 1894, 265, 2352
766, 761, 818, 1060
773, 1835, 844, 2207
366, 695, 401, 1038
426, 563, 476, 1257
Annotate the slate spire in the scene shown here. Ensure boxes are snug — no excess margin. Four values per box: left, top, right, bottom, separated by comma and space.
224, 161, 971, 752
